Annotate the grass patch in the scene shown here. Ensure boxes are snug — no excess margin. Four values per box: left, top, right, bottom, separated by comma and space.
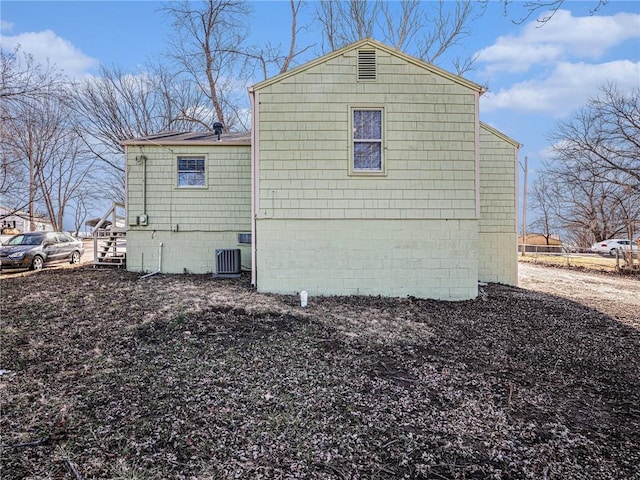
519, 253, 619, 272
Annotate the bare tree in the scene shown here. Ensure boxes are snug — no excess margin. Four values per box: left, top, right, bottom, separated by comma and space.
536, 157, 639, 247
4, 89, 93, 230
542, 83, 640, 244
0, 47, 63, 212
529, 175, 558, 245
227, 0, 312, 82
2, 79, 94, 231
70, 64, 215, 201
35, 124, 95, 231
416, 0, 480, 71
381, 0, 422, 52
163, 0, 253, 131
502, 0, 609, 25
70, 187, 97, 236
0, 47, 62, 118
316, 0, 339, 52
316, 0, 381, 52
162, 0, 310, 132
549, 84, 640, 194
315, 1, 483, 75
0, 141, 29, 211
72, 65, 209, 165
278, 0, 309, 74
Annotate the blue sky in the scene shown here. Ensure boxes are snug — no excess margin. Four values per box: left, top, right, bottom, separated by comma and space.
2, 0, 639, 228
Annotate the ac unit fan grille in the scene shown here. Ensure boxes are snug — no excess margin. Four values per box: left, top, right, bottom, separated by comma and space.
215, 249, 241, 278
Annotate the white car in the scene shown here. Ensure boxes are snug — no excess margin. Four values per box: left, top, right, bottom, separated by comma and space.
590, 239, 639, 256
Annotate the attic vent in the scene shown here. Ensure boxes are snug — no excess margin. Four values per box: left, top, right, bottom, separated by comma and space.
357, 49, 376, 80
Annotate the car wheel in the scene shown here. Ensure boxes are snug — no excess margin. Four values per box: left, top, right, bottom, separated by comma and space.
70, 251, 81, 264
610, 248, 618, 257
31, 256, 44, 270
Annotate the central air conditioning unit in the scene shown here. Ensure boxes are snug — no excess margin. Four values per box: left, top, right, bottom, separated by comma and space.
214, 249, 241, 278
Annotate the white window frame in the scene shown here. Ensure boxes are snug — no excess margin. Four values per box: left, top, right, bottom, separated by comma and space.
176, 156, 207, 188
349, 106, 386, 175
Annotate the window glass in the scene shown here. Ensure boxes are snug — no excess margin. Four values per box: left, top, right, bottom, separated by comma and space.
7, 234, 26, 246
177, 157, 205, 187
353, 109, 383, 171
354, 143, 382, 170
354, 110, 381, 140
30, 235, 45, 245
45, 233, 58, 243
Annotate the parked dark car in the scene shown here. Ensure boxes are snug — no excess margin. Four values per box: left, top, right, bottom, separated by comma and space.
0, 232, 84, 271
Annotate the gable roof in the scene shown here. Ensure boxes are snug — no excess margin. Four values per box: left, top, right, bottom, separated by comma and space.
122, 131, 251, 147
0, 206, 50, 223
480, 122, 521, 148
251, 38, 485, 94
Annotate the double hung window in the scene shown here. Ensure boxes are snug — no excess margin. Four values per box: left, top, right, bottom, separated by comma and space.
177, 157, 206, 187
351, 108, 384, 173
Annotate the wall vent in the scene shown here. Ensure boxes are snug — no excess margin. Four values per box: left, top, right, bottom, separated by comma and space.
237, 232, 252, 244
357, 49, 377, 80
214, 249, 241, 278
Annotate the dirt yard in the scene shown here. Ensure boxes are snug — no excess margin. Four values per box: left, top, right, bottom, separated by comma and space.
518, 262, 640, 327
1, 264, 639, 479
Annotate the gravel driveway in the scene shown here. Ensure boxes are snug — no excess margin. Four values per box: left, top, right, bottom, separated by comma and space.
518, 262, 640, 326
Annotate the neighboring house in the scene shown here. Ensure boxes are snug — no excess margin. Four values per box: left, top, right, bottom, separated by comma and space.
123, 39, 519, 300
0, 206, 53, 233
518, 233, 563, 253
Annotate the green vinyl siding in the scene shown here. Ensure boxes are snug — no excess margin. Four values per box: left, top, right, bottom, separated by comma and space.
253, 42, 484, 299
478, 124, 518, 285
123, 40, 518, 299
126, 144, 251, 274
255, 46, 478, 222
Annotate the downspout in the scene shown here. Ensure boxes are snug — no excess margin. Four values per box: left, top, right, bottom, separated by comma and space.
124, 145, 129, 226
142, 153, 147, 215
514, 144, 522, 286
249, 87, 259, 288
474, 90, 481, 220
141, 241, 163, 279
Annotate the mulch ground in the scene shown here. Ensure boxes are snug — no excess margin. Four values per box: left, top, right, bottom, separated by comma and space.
1, 266, 639, 479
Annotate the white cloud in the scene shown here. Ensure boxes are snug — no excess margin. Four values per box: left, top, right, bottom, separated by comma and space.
1, 20, 14, 32
477, 10, 640, 73
0, 30, 98, 78
481, 60, 640, 116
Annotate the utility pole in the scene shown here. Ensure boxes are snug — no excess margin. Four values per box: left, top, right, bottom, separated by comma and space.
521, 156, 528, 256
28, 130, 36, 232
625, 184, 633, 242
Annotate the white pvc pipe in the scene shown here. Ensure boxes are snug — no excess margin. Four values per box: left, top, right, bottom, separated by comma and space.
141, 241, 163, 279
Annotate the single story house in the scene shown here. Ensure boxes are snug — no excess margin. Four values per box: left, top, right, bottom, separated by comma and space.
518, 233, 563, 253
0, 206, 53, 234
123, 39, 519, 300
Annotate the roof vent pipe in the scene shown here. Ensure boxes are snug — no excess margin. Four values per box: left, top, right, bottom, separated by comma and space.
213, 122, 224, 141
